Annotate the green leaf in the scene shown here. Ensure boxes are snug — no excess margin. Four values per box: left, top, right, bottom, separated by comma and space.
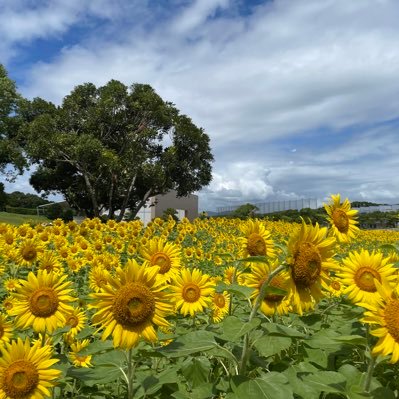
220, 283, 255, 299
338, 364, 368, 399
172, 383, 215, 399
283, 366, 319, 399
304, 347, 329, 368
263, 322, 306, 338
302, 371, 346, 394
253, 335, 292, 358
263, 285, 287, 297
159, 330, 217, 357
305, 330, 343, 350
370, 387, 396, 399
220, 316, 261, 342
332, 335, 367, 347
230, 373, 293, 399
75, 327, 96, 340
136, 366, 181, 396
67, 364, 122, 387
181, 357, 210, 388
225, 284, 255, 299
79, 339, 114, 355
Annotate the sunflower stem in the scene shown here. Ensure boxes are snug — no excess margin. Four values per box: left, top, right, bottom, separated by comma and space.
228, 261, 238, 316
127, 348, 135, 399
238, 263, 287, 375
364, 324, 376, 393
364, 354, 376, 392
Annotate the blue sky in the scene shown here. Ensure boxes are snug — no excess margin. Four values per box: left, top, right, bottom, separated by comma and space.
2, 0, 399, 211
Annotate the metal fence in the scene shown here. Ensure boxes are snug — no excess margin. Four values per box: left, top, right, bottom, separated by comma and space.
353, 205, 399, 214
216, 198, 318, 215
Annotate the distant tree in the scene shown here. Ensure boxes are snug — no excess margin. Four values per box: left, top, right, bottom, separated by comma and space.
162, 207, 179, 222
6, 191, 50, 208
0, 65, 27, 178
44, 203, 75, 221
0, 183, 6, 211
351, 201, 380, 208
23, 80, 213, 220
231, 203, 259, 219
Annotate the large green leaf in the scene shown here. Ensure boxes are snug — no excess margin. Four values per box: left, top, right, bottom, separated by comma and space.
338, 364, 368, 399
181, 357, 210, 388
263, 322, 306, 338
172, 383, 215, 399
302, 371, 346, 394
283, 366, 319, 399
228, 373, 293, 399
159, 330, 217, 357
220, 316, 261, 342
135, 366, 181, 397
304, 347, 329, 368
254, 335, 292, 358
332, 335, 367, 347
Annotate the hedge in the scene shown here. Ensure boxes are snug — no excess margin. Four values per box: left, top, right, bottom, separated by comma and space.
5, 206, 37, 215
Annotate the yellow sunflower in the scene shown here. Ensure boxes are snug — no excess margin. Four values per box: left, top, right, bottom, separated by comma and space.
9, 270, 76, 333
140, 238, 181, 282
239, 220, 275, 259
37, 252, 63, 274
14, 239, 42, 268
0, 314, 13, 346
326, 278, 345, 297
324, 193, 359, 242
0, 338, 60, 399
361, 281, 399, 363
223, 266, 245, 285
336, 249, 396, 306
2, 298, 16, 316
89, 267, 111, 292
69, 339, 92, 368
64, 308, 87, 338
90, 259, 173, 349
3, 279, 20, 293
0, 228, 16, 247
244, 260, 292, 316
170, 268, 215, 317
287, 220, 336, 315
210, 291, 230, 323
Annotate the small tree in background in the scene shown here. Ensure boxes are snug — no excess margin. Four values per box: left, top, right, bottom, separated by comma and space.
231, 203, 259, 219
45, 203, 74, 222
162, 207, 179, 222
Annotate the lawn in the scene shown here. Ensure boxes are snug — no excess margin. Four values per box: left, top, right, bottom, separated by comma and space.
0, 211, 49, 225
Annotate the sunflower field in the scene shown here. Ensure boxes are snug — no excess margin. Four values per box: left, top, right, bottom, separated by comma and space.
0, 194, 399, 399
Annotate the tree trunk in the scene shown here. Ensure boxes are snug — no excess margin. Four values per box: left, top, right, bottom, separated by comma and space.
83, 173, 100, 217
126, 188, 153, 221
108, 174, 116, 219
116, 174, 137, 222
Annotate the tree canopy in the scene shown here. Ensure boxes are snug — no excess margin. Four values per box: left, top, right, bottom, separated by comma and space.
230, 203, 259, 219
0, 65, 26, 177
22, 80, 213, 220
6, 191, 50, 208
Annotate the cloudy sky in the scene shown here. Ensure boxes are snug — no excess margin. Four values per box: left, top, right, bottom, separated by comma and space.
1, 0, 399, 211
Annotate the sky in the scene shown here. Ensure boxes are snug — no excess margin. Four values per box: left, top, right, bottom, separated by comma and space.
1, 0, 399, 212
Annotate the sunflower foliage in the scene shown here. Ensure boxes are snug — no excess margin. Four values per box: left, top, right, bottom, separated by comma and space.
1, 196, 399, 398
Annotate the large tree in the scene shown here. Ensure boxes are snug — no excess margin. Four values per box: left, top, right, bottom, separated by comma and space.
0, 65, 27, 178
23, 80, 213, 220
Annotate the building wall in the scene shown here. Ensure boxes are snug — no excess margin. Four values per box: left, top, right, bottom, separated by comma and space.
151, 190, 198, 221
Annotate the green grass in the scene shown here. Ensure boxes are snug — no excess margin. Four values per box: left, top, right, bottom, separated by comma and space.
0, 212, 50, 226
